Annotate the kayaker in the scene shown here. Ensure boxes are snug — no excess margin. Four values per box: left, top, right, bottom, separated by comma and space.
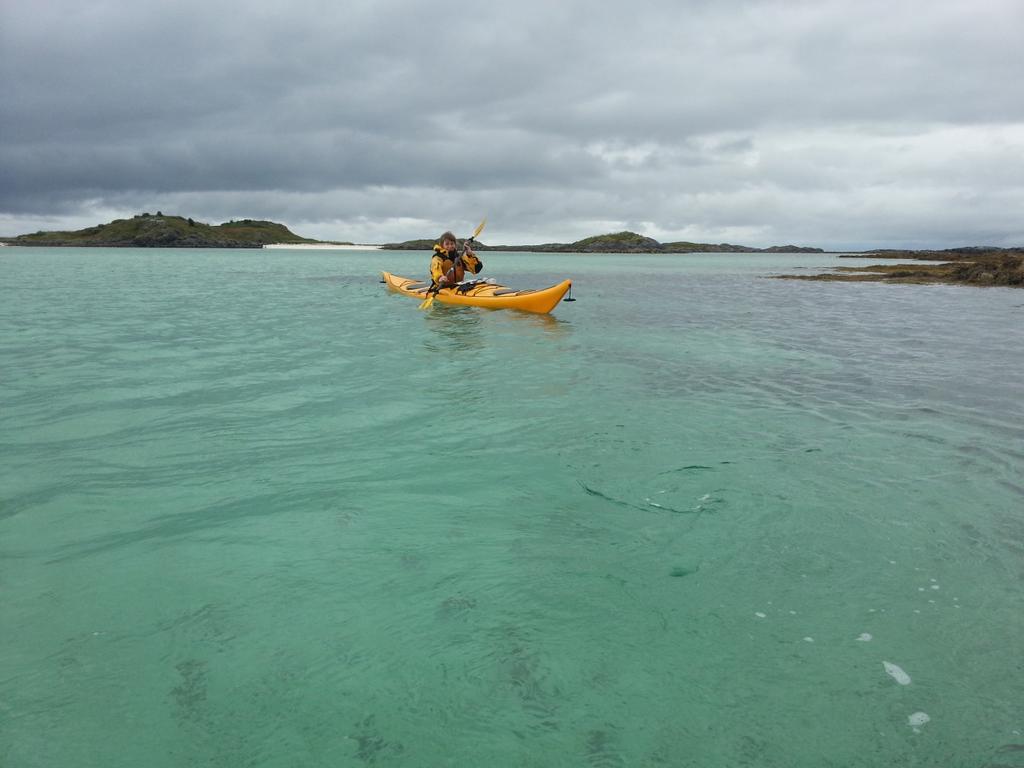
430, 230, 483, 290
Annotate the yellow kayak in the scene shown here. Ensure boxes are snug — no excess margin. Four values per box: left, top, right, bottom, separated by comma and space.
381, 272, 572, 314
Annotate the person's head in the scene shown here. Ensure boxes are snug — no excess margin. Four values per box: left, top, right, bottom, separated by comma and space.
439, 231, 457, 251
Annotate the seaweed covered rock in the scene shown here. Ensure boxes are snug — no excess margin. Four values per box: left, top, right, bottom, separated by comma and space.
951, 254, 1024, 286
778, 251, 1024, 287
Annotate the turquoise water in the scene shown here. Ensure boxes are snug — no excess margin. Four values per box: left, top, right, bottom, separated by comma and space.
1, 247, 1022, 767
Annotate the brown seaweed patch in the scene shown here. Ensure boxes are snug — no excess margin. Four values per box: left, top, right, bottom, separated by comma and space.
438, 594, 477, 618
349, 715, 404, 764
670, 565, 700, 578
499, 626, 561, 732
585, 727, 626, 768
170, 659, 208, 723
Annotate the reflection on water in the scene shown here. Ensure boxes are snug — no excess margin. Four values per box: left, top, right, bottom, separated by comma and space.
422, 305, 573, 352
423, 305, 486, 351
504, 310, 573, 335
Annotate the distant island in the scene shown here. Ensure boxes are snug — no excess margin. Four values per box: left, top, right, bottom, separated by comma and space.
3, 216, 1020, 287
0, 213, 338, 249
5, 218, 822, 252
382, 230, 824, 254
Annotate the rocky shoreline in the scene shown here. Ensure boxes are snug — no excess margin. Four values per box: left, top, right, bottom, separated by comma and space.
779, 251, 1024, 287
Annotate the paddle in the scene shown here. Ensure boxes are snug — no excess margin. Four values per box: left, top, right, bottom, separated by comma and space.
419, 218, 487, 309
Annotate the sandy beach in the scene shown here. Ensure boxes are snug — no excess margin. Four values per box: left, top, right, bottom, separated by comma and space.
263, 243, 382, 250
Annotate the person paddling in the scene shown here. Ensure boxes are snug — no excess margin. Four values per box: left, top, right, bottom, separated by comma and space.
429, 230, 483, 291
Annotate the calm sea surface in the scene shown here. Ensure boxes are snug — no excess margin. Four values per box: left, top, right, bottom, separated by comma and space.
1, 247, 1022, 767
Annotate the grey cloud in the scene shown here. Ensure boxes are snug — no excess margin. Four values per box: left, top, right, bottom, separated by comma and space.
2, 0, 1023, 247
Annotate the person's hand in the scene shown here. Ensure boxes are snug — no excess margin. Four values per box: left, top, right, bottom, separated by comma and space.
463, 244, 475, 258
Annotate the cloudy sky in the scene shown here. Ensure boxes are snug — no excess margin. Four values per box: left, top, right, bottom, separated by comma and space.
2, 0, 1023, 248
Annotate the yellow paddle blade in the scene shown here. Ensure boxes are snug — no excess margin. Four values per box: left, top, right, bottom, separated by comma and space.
471, 218, 486, 240
418, 293, 435, 310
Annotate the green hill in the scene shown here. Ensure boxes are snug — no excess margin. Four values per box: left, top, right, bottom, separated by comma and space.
4, 213, 318, 248
383, 230, 823, 254
567, 231, 663, 252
